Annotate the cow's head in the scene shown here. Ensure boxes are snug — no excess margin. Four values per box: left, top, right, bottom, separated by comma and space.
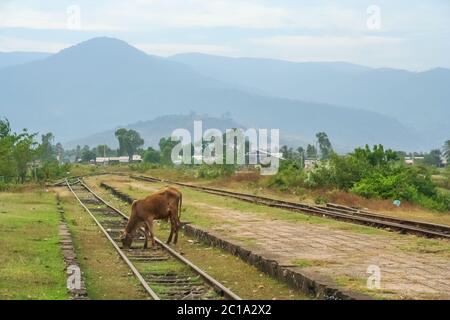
120, 230, 133, 249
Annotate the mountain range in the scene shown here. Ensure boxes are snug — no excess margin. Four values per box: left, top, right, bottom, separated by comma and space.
1, 37, 448, 151
170, 53, 450, 146
64, 114, 245, 149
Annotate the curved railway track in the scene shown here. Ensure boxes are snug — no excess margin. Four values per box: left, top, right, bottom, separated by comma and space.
130, 174, 450, 240
65, 178, 241, 301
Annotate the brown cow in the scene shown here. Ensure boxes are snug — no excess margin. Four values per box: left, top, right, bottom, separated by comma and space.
120, 186, 182, 249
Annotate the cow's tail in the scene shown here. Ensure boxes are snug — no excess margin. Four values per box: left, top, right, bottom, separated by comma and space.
178, 192, 182, 220
131, 200, 138, 218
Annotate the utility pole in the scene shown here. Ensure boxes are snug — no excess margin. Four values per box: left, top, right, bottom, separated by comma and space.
104, 145, 106, 166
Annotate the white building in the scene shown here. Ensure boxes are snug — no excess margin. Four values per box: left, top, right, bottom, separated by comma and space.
404, 156, 424, 165
94, 155, 142, 165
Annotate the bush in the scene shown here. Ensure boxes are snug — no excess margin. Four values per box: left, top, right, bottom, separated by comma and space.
351, 171, 419, 200
35, 161, 71, 181
143, 147, 160, 163
129, 162, 159, 172
350, 165, 449, 211
414, 193, 450, 211
0, 181, 9, 191
314, 195, 328, 205
196, 164, 236, 179
267, 160, 306, 190
0, 181, 24, 192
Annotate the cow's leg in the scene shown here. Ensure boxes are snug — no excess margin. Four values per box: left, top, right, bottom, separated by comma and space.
173, 215, 180, 244
167, 214, 175, 244
143, 223, 149, 249
145, 218, 155, 248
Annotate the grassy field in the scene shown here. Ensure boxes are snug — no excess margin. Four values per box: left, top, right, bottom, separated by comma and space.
84, 177, 309, 300
89, 174, 450, 259
56, 188, 149, 300
95, 175, 391, 236
131, 167, 450, 225
0, 181, 309, 300
0, 189, 68, 299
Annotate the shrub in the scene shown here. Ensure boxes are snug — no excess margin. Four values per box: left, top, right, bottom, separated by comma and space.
351, 171, 419, 200
129, 162, 159, 172
0, 181, 9, 191
196, 164, 236, 179
314, 195, 328, 205
35, 161, 71, 181
267, 160, 306, 190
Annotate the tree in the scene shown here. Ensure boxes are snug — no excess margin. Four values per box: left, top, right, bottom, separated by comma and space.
444, 166, 450, 189
296, 146, 305, 167
0, 119, 70, 183
306, 144, 318, 159
80, 145, 96, 162
0, 119, 15, 181
0, 119, 39, 182
443, 140, 450, 162
353, 144, 398, 166
75, 145, 81, 162
316, 132, 333, 160
159, 137, 179, 165
94, 144, 114, 157
143, 147, 160, 163
55, 142, 63, 162
280, 145, 290, 159
12, 130, 37, 183
39, 132, 55, 161
0, 118, 11, 138
115, 129, 144, 161
115, 128, 128, 156
424, 149, 442, 167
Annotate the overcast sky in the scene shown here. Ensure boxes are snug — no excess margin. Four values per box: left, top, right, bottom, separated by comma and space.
0, 0, 449, 70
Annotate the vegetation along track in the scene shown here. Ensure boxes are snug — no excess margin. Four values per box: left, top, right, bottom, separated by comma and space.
130, 174, 450, 240
65, 179, 241, 300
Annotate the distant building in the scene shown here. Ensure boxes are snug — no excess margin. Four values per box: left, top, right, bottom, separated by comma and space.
94, 155, 142, 165
441, 155, 448, 167
95, 157, 109, 164
404, 156, 425, 165
246, 149, 284, 162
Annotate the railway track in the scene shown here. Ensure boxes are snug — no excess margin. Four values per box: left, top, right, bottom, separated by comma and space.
52, 172, 129, 187
130, 174, 450, 240
65, 179, 241, 300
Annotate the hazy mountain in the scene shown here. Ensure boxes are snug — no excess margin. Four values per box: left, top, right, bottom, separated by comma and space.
0, 37, 419, 151
0, 52, 51, 69
65, 114, 245, 149
171, 53, 450, 146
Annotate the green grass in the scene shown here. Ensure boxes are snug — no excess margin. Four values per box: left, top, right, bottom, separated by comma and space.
168, 185, 388, 236
58, 188, 149, 300
437, 187, 450, 197
86, 179, 310, 300
396, 237, 450, 257
113, 179, 388, 236
292, 258, 335, 268
334, 275, 396, 300
0, 190, 68, 300
135, 260, 191, 275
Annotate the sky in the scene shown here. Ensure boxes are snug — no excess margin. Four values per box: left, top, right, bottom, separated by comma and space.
0, 0, 449, 71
